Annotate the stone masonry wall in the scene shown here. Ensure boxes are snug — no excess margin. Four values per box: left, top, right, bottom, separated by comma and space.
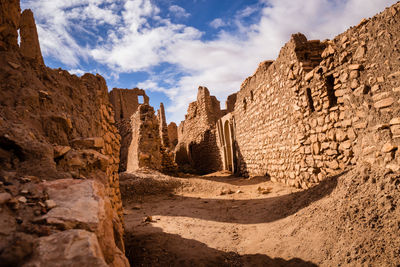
127, 104, 161, 171
175, 86, 223, 174
231, 3, 400, 189
0, 1, 128, 265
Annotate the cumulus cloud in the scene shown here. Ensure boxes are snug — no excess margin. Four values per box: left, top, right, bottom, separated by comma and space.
209, 18, 226, 29
21, 0, 397, 123
169, 5, 190, 18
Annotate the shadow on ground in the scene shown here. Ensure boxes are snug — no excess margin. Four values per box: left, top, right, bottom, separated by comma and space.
126, 172, 345, 224
125, 226, 318, 267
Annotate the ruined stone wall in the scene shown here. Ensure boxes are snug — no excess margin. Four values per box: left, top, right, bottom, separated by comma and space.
157, 102, 169, 147
127, 104, 161, 171
231, 3, 400, 188
109, 88, 149, 122
0, 1, 128, 265
293, 3, 400, 187
233, 36, 326, 181
175, 86, 223, 173
168, 122, 178, 149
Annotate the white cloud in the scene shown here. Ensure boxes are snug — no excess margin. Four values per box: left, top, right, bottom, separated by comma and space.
21, 0, 397, 123
69, 68, 86, 76
169, 5, 190, 18
209, 18, 226, 29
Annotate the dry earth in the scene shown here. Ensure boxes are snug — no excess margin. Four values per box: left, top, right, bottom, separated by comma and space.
120, 168, 400, 266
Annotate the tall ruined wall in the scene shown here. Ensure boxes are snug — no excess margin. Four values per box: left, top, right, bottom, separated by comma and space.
175, 86, 223, 173
127, 104, 161, 171
157, 102, 169, 147
0, 1, 128, 265
232, 3, 400, 189
109, 88, 149, 122
233, 36, 326, 181
168, 122, 178, 148
293, 3, 400, 188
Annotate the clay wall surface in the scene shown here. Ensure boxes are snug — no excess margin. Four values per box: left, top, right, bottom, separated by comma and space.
109, 88, 149, 122
127, 104, 161, 172
175, 86, 223, 173
0, 1, 128, 265
168, 122, 178, 149
157, 102, 169, 147
231, 3, 400, 188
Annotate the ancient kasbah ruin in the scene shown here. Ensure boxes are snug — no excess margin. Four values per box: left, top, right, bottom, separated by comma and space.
0, 0, 400, 266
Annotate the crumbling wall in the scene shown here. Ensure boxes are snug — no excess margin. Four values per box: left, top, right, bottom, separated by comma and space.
157, 103, 169, 147
109, 88, 151, 172
230, 3, 400, 189
109, 88, 149, 122
127, 104, 161, 171
175, 86, 223, 174
168, 122, 178, 149
0, 1, 128, 265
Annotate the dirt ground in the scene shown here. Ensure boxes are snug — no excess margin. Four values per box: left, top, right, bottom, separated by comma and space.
120, 168, 400, 267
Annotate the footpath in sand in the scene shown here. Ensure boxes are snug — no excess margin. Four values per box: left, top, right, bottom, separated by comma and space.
120, 169, 400, 266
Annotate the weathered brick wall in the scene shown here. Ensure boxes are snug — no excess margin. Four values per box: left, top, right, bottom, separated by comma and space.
231, 3, 400, 189
109, 88, 149, 122
0, 1, 128, 265
157, 102, 169, 147
175, 86, 223, 173
168, 122, 178, 149
127, 104, 161, 171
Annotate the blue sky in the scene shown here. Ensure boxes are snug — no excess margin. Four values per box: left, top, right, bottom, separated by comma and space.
21, 0, 396, 123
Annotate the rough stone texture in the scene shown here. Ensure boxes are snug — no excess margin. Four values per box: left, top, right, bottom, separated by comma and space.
0, 0, 21, 50
157, 103, 169, 147
127, 104, 161, 172
20, 9, 44, 65
175, 86, 223, 174
0, 2, 127, 265
109, 88, 149, 122
178, 3, 400, 190
167, 122, 178, 149
25, 229, 108, 267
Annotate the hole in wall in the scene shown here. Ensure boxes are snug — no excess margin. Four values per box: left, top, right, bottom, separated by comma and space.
243, 99, 247, 111
325, 75, 337, 107
138, 95, 144, 104
306, 88, 315, 112
250, 91, 254, 101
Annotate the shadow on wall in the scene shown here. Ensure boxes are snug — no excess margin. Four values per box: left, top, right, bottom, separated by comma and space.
141, 171, 344, 224
125, 226, 318, 267
175, 130, 223, 175
234, 141, 248, 177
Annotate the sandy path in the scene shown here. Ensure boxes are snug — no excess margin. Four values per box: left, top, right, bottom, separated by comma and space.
122, 172, 338, 266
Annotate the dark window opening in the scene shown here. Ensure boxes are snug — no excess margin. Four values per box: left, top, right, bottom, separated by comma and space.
138, 95, 144, 104
325, 75, 337, 107
243, 99, 247, 111
306, 88, 315, 112
250, 91, 254, 101
304, 52, 309, 61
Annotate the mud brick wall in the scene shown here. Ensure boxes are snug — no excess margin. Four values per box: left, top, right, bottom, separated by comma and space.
127, 104, 161, 171
109, 88, 149, 122
157, 102, 170, 147
168, 122, 178, 149
0, 1, 128, 265
175, 86, 223, 174
232, 3, 400, 188
295, 3, 400, 188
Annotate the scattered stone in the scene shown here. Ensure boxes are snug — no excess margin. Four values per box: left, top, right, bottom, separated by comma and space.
382, 143, 397, 153
374, 98, 394, 109
0, 192, 12, 205
45, 199, 57, 209
18, 196, 27, 204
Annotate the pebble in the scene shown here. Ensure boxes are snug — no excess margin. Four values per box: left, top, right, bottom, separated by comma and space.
45, 199, 57, 209
0, 192, 12, 205
18, 196, 27, 204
